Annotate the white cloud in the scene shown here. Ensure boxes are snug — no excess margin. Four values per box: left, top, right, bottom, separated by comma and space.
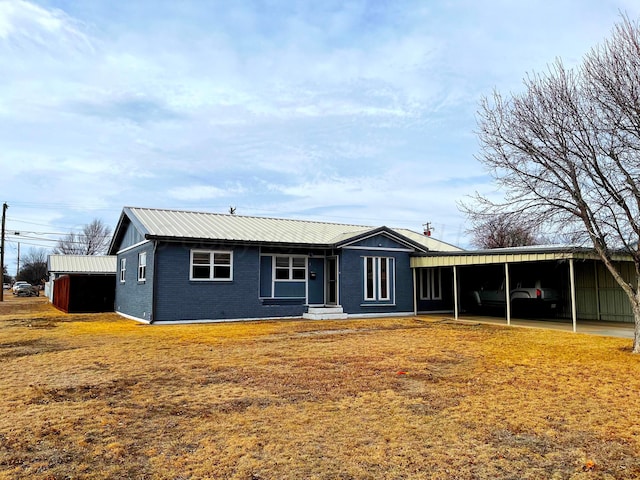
0, 0, 638, 270
168, 185, 244, 202
0, 0, 92, 51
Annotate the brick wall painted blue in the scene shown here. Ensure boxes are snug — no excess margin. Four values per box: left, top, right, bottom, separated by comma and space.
115, 242, 154, 321
339, 248, 414, 315
153, 243, 308, 321
415, 267, 455, 312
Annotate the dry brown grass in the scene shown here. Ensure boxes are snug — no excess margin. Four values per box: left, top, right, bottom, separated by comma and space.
1, 295, 640, 479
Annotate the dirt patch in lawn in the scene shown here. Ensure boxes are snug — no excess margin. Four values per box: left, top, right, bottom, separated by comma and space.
1, 295, 640, 479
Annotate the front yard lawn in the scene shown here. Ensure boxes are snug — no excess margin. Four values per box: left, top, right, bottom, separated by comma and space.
1, 296, 640, 479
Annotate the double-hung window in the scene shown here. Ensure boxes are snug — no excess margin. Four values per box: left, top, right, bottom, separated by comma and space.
420, 268, 442, 300
138, 252, 147, 282
190, 250, 233, 281
364, 256, 392, 301
274, 256, 306, 281
120, 258, 126, 283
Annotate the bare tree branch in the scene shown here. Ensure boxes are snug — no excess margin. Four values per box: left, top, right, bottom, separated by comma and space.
465, 15, 640, 351
53, 219, 112, 255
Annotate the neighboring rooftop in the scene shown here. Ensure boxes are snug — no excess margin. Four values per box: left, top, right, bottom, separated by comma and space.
113, 206, 462, 252
48, 255, 117, 274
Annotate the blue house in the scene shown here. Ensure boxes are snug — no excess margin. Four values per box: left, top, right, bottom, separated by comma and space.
108, 207, 461, 324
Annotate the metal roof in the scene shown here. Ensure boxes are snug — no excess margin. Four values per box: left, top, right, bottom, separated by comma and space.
117, 207, 462, 252
410, 245, 632, 268
48, 255, 117, 274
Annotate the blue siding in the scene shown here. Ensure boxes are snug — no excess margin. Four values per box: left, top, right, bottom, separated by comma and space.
118, 221, 145, 251
339, 248, 414, 315
347, 233, 412, 250
115, 242, 154, 321
153, 243, 308, 321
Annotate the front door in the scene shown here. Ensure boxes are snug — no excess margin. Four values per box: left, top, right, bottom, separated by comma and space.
326, 257, 338, 305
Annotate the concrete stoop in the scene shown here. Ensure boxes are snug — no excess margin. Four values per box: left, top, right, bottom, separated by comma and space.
303, 306, 348, 320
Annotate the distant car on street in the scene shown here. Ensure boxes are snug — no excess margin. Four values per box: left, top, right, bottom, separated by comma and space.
12, 281, 29, 294
14, 283, 39, 297
2, 283, 9, 290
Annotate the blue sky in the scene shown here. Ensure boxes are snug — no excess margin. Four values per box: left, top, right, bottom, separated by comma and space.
1, 0, 639, 274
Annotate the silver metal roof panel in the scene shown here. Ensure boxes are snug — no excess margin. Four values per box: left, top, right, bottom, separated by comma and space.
48, 255, 117, 274
124, 207, 460, 251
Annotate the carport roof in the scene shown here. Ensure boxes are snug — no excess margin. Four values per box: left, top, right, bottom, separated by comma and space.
48, 255, 117, 274
410, 245, 633, 268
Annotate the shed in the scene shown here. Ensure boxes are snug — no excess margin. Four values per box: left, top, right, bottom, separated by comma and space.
47, 255, 117, 313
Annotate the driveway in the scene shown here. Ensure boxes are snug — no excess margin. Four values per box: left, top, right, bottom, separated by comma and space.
426, 314, 635, 339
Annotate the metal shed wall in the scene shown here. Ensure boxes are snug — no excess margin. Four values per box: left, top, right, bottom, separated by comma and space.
575, 260, 636, 322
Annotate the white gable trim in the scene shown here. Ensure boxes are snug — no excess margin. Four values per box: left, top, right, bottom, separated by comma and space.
338, 230, 422, 252
342, 245, 414, 252
117, 239, 151, 255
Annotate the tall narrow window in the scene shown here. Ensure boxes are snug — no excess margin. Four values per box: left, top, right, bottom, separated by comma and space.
380, 257, 388, 299
363, 257, 392, 301
120, 258, 126, 283
365, 257, 375, 300
138, 252, 147, 281
420, 268, 442, 300
190, 250, 233, 281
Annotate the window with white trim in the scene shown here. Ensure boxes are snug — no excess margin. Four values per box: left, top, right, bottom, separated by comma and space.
190, 250, 233, 281
274, 256, 306, 281
138, 252, 147, 281
120, 258, 126, 283
364, 256, 392, 301
420, 268, 442, 300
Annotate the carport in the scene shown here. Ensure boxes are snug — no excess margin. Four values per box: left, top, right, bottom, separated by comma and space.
411, 246, 636, 332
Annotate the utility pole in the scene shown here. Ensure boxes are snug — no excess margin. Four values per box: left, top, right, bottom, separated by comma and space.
15, 240, 20, 279
0, 202, 7, 302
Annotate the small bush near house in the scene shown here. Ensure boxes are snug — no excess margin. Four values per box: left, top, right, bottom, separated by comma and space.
1, 295, 640, 479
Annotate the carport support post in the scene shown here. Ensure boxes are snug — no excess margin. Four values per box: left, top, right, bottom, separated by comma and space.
570, 258, 577, 333
412, 268, 417, 315
453, 265, 459, 320
505, 263, 511, 326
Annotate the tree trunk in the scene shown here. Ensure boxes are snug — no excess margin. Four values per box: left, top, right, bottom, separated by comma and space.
633, 289, 640, 354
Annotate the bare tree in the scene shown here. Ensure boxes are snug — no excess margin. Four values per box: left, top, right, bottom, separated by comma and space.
470, 16, 640, 351
467, 213, 539, 249
17, 248, 48, 286
53, 219, 113, 255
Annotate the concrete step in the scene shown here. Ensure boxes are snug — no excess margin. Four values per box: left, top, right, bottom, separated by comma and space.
307, 306, 344, 315
303, 306, 348, 320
